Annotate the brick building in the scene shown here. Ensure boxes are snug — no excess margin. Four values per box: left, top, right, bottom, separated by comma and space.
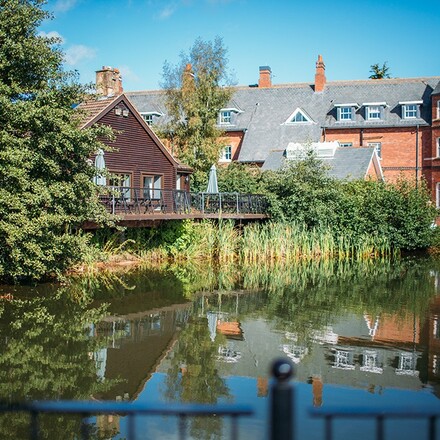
121, 58, 440, 201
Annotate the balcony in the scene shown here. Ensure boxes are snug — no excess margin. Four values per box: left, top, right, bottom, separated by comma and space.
84, 187, 269, 229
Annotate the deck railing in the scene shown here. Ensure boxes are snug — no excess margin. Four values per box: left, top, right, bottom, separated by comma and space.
98, 187, 268, 216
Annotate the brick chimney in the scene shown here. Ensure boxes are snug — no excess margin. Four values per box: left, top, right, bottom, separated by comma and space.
95, 66, 123, 97
314, 55, 326, 93
258, 66, 272, 88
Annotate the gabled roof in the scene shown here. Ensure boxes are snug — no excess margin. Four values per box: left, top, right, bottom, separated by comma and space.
262, 147, 382, 181
126, 76, 440, 164
78, 94, 191, 171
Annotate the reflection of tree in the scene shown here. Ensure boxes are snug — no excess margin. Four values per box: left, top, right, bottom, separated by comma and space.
0, 292, 111, 440
164, 316, 231, 439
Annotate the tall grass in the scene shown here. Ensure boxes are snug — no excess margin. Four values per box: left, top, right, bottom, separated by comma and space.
88, 220, 395, 268
240, 222, 393, 263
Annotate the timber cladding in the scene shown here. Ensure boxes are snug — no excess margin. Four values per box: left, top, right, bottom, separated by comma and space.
95, 97, 177, 191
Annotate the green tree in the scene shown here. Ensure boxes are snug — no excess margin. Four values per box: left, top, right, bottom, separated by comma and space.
0, 0, 112, 282
159, 37, 234, 173
369, 61, 391, 79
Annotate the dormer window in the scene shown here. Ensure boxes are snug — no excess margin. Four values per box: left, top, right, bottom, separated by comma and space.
363, 102, 386, 121
220, 110, 231, 124
399, 101, 422, 119
218, 108, 241, 125
285, 108, 313, 124
335, 103, 357, 122
140, 112, 162, 126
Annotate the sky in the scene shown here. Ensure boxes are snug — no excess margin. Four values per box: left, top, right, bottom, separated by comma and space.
40, 0, 440, 92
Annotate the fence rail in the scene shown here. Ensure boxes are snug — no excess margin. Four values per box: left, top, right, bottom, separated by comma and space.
310, 406, 440, 440
2, 359, 440, 440
98, 187, 268, 216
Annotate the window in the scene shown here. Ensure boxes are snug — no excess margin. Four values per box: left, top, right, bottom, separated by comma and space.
366, 106, 382, 120
285, 108, 312, 124
399, 101, 422, 119
437, 138, 440, 158
437, 101, 440, 119
140, 112, 162, 125
108, 173, 131, 199
142, 114, 153, 125
143, 175, 163, 200
219, 110, 231, 124
437, 182, 440, 208
337, 106, 354, 121
403, 104, 418, 118
290, 111, 308, 123
368, 142, 382, 158
220, 145, 232, 162
339, 142, 353, 147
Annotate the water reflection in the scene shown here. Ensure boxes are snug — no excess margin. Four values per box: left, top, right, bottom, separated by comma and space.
1, 257, 440, 439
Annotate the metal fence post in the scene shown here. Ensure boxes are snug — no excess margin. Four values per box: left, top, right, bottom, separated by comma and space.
270, 358, 295, 440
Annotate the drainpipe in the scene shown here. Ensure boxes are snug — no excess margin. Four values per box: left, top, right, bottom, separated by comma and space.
416, 124, 419, 188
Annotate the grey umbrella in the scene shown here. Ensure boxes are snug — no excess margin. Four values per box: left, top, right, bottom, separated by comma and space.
93, 149, 106, 186
206, 164, 218, 193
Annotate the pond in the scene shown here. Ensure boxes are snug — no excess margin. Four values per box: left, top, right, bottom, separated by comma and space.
1, 256, 440, 439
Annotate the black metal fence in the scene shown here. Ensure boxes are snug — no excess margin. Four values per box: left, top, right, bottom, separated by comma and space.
98, 187, 268, 216
2, 359, 439, 440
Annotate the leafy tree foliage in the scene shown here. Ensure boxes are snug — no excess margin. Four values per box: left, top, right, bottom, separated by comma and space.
159, 37, 234, 173
0, 0, 112, 282
369, 61, 391, 79
261, 153, 437, 251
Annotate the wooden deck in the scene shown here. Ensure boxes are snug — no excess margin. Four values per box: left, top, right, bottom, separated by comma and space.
83, 188, 269, 229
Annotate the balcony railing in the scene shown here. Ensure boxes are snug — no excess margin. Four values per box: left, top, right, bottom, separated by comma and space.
98, 187, 268, 216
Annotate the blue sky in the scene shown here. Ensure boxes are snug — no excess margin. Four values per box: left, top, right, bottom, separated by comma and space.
41, 0, 440, 92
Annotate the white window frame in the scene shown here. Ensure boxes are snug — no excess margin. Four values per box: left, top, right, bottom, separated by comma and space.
140, 112, 162, 126
437, 182, 440, 209
339, 142, 353, 147
437, 138, 440, 158
219, 145, 232, 162
366, 106, 381, 120
437, 100, 440, 120
339, 107, 353, 121
220, 110, 231, 124
399, 101, 422, 120
403, 104, 418, 119
285, 108, 313, 124
368, 142, 382, 159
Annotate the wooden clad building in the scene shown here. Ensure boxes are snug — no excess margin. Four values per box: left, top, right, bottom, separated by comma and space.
79, 93, 192, 199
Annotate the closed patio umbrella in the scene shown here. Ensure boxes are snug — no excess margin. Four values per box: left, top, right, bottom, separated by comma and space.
94, 149, 106, 186
206, 164, 218, 193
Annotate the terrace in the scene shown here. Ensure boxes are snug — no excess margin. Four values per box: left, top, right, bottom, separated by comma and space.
84, 187, 269, 229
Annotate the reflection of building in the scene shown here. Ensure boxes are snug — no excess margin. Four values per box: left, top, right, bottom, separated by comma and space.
91, 303, 190, 401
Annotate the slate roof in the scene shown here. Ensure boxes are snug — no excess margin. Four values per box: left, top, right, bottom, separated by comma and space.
262, 147, 379, 181
432, 80, 440, 96
126, 76, 440, 164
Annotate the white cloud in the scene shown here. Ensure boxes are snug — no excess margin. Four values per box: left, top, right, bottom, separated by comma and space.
38, 31, 65, 44
158, 2, 179, 19
118, 65, 140, 84
54, 0, 78, 13
64, 45, 96, 66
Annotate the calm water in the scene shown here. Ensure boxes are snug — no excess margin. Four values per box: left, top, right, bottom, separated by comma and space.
2, 257, 440, 439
